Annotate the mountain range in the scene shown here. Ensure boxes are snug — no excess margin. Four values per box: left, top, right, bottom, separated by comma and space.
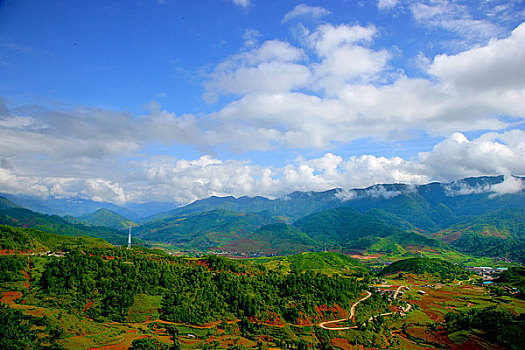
1, 176, 523, 261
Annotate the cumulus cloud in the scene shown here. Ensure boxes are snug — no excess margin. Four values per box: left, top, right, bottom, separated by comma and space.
282, 4, 331, 24
3, 129, 522, 204
205, 40, 308, 99
204, 20, 525, 151
0, 167, 128, 204
1, 9, 524, 205
419, 130, 525, 180
429, 23, 525, 93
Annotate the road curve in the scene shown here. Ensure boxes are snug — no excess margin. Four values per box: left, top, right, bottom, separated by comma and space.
318, 285, 413, 331
318, 291, 372, 330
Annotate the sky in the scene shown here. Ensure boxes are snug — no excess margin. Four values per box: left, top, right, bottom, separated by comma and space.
0, 0, 524, 205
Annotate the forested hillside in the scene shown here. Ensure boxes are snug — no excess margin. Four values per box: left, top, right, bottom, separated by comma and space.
37, 248, 366, 324
0, 197, 133, 245
378, 257, 471, 280
77, 208, 135, 230
135, 209, 275, 248
0, 225, 111, 252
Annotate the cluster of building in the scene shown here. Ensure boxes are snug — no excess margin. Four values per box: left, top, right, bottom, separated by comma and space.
467, 266, 508, 284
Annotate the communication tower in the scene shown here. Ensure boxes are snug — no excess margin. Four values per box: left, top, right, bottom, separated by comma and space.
127, 227, 132, 250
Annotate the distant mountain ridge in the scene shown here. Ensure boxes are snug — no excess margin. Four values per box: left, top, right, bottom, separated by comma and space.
1, 176, 523, 258
0, 193, 176, 221
147, 175, 524, 234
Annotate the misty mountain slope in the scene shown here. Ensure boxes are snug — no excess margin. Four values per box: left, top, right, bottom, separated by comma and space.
0, 193, 175, 221
144, 190, 344, 223
0, 196, 23, 210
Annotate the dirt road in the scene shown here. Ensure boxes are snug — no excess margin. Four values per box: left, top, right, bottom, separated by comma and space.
318, 291, 372, 330
318, 285, 413, 331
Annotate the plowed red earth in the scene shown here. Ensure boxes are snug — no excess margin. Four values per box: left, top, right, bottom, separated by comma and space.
1, 291, 22, 304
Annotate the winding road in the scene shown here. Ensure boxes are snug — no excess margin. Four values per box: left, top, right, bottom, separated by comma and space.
318, 291, 372, 330
318, 285, 412, 331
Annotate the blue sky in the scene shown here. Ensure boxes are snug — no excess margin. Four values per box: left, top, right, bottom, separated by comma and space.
1, 0, 524, 204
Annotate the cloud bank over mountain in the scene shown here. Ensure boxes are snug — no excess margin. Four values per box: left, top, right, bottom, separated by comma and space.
0, 1, 523, 204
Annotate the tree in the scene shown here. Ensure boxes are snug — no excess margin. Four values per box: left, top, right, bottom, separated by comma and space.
129, 337, 169, 350
0, 303, 39, 350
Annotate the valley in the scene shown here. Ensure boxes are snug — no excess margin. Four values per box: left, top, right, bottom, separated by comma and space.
0, 176, 523, 349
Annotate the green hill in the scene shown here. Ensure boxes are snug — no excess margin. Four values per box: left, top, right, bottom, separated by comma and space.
135, 209, 274, 249
0, 224, 111, 252
0, 196, 22, 211
78, 208, 135, 230
433, 207, 525, 242
378, 257, 470, 280
293, 207, 407, 245
219, 223, 321, 254
255, 251, 369, 276
0, 199, 129, 245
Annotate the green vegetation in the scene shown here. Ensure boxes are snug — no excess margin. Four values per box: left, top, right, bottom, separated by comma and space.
0, 224, 111, 252
78, 208, 135, 230
130, 337, 170, 350
0, 303, 64, 349
293, 207, 405, 245
450, 234, 525, 263
135, 209, 273, 249
496, 266, 525, 298
227, 223, 321, 254
378, 257, 470, 280
37, 248, 366, 325
255, 251, 369, 277
0, 197, 129, 245
445, 306, 525, 349
436, 207, 525, 240
0, 255, 25, 283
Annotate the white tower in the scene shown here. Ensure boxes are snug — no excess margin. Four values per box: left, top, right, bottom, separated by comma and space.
127, 227, 132, 250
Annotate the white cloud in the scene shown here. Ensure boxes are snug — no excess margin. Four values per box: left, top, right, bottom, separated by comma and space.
444, 175, 524, 197
419, 131, 525, 181
429, 23, 525, 93
232, 0, 250, 8
335, 188, 357, 201
242, 29, 263, 47
1, 130, 524, 204
409, 1, 503, 45
204, 21, 525, 150
377, 0, 400, 10
205, 40, 308, 97
0, 102, 203, 160
282, 4, 331, 24
491, 175, 524, 196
